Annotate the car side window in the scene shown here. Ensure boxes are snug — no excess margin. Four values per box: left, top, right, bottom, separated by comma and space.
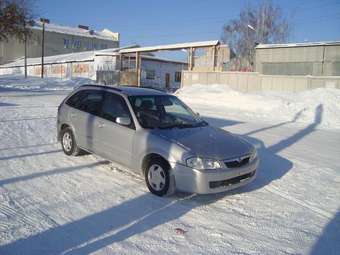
101, 92, 134, 128
77, 90, 104, 116
65, 90, 88, 108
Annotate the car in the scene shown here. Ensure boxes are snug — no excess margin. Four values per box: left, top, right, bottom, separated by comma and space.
57, 85, 259, 196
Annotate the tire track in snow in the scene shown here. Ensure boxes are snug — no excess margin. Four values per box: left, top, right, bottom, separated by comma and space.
0, 194, 58, 234
0, 116, 56, 123
0, 202, 42, 228
264, 186, 332, 219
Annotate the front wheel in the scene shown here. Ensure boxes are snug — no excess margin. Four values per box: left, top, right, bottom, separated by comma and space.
145, 159, 170, 196
61, 127, 81, 156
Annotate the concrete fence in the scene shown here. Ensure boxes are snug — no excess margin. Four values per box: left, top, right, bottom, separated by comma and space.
0, 60, 96, 79
182, 71, 340, 92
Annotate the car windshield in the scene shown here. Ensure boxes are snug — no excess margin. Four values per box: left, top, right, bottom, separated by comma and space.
128, 95, 208, 129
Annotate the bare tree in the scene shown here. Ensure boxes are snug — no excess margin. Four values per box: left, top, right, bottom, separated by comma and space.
0, 0, 34, 42
221, 0, 290, 71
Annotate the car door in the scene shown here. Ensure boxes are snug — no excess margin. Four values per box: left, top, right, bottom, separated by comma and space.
68, 89, 104, 152
94, 91, 135, 167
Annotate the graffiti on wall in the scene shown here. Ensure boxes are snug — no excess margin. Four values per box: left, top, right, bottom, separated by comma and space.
33, 66, 49, 76
73, 63, 90, 74
1, 60, 94, 78
51, 64, 66, 75
34, 66, 41, 76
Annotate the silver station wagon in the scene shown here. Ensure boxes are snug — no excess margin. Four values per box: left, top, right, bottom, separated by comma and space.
57, 85, 259, 196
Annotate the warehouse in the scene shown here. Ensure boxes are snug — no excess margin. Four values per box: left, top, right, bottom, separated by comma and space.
255, 41, 340, 76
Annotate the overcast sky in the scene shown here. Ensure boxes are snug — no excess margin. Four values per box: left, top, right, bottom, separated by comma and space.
36, 0, 340, 47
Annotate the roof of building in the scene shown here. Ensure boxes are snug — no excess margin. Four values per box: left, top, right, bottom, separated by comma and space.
119, 40, 220, 53
256, 41, 340, 49
0, 46, 187, 68
31, 20, 119, 41
80, 84, 167, 96
122, 54, 187, 65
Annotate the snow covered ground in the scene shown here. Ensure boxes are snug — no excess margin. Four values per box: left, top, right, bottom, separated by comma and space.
0, 76, 339, 255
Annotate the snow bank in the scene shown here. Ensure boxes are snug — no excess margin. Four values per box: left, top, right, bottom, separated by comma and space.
0, 75, 95, 91
177, 84, 340, 129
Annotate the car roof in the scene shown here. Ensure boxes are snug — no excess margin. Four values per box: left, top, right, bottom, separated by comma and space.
79, 84, 168, 96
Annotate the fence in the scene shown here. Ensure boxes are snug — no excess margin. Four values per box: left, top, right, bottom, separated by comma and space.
0, 60, 95, 79
182, 71, 340, 92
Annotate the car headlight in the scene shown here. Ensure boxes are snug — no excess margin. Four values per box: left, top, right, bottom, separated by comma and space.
186, 157, 221, 170
249, 150, 258, 162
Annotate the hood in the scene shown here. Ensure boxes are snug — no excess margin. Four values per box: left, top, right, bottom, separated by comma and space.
151, 125, 253, 160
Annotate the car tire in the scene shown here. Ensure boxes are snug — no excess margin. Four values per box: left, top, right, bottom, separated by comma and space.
145, 158, 170, 196
61, 127, 81, 156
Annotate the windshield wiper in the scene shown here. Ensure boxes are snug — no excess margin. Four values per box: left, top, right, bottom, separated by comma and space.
194, 120, 208, 127
158, 124, 178, 129
158, 120, 208, 129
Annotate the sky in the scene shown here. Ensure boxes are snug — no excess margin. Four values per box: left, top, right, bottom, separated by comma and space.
36, 0, 340, 47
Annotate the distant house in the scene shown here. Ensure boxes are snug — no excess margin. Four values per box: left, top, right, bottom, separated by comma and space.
0, 20, 119, 65
120, 54, 187, 90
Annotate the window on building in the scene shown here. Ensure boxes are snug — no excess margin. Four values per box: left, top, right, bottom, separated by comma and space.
146, 70, 155, 80
175, 71, 181, 82
73, 40, 81, 49
63, 39, 70, 49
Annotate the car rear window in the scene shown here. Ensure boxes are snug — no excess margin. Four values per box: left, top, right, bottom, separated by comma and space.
66, 89, 104, 116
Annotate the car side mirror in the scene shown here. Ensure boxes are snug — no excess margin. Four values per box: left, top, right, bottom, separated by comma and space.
116, 116, 131, 126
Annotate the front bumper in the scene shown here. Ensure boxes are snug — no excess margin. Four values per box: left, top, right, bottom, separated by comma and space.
172, 157, 259, 194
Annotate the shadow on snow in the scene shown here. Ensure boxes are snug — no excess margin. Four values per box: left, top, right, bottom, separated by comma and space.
0, 104, 326, 254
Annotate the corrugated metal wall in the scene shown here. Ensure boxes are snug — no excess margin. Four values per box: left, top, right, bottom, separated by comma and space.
256, 45, 340, 76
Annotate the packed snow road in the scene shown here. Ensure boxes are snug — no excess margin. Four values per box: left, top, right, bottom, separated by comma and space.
0, 82, 339, 254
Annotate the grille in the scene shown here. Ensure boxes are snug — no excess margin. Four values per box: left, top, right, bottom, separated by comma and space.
224, 156, 250, 168
209, 170, 256, 189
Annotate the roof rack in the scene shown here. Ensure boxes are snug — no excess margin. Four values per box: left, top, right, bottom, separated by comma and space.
79, 84, 122, 92
119, 85, 166, 92
79, 84, 167, 94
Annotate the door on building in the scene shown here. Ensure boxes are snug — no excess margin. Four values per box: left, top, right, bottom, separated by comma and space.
165, 73, 170, 90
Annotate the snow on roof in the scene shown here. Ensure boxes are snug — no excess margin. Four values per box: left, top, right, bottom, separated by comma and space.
122, 54, 187, 65
0, 47, 126, 67
119, 40, 220, 53
0, 51, 96, 67
31, 20, 119, 41
0, 45, 187, 68
140, 55, 187, 65
95, 44, 139, 55
256, 41, 340, 49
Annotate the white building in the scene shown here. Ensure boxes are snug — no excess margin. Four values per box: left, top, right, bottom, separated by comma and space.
0, 20, 119, 65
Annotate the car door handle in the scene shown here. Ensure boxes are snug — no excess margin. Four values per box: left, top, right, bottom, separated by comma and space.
98, 123, 105, 128
70, 113, 76, 118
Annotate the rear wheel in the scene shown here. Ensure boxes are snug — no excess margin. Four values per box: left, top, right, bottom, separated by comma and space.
61, 127, 81, 156
145, 159, 170, 196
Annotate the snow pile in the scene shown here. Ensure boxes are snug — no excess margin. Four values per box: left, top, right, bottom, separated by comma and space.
0, 75, 95, 91
177, 84, 340, 129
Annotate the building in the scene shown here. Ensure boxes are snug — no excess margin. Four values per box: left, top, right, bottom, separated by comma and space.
0, 47, 186, 90
255, 41, 340, 76
181, 40, 340, 91
0, 40, 239, 90
191, 44, 232, 71
119, 54, 187, 89
0, 20, 119, 65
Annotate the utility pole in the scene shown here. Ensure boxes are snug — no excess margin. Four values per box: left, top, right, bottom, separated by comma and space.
40, 18, 49, 78
24, 20, 27, 78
